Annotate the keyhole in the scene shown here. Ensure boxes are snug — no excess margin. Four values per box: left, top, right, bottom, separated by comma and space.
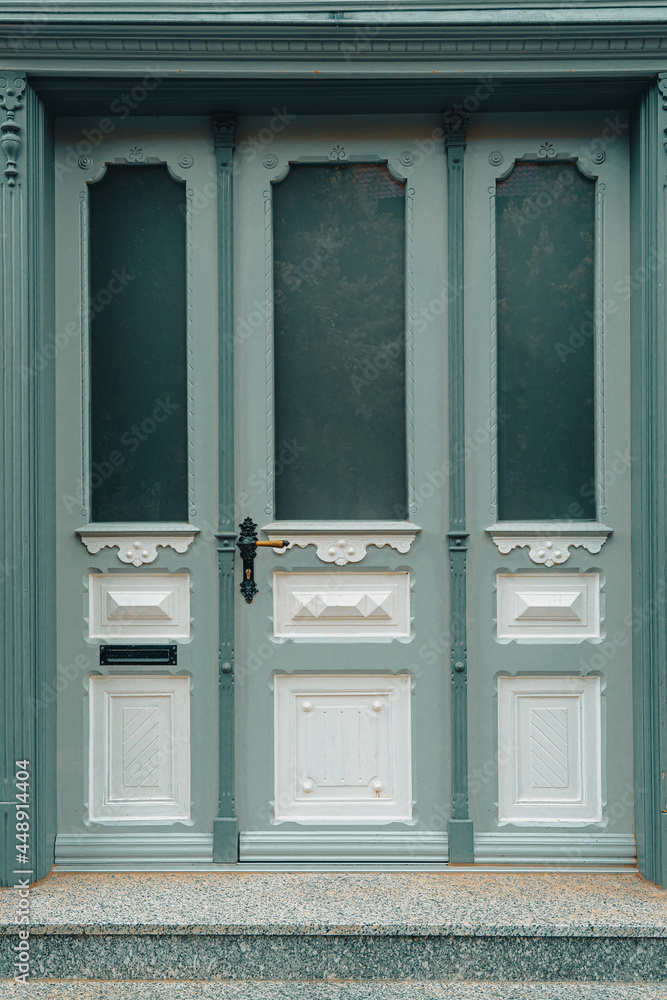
245, 568, 251, 579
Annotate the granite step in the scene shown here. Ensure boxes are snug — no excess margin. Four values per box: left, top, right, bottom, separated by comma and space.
1, 871, 666, 983
1, 982, 667, 999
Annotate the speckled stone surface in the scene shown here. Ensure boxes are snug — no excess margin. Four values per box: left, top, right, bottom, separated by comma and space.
1, 872, 666, 982
2, 932, 666, 981
0, 983, 666, 999
0, 872, 664, 937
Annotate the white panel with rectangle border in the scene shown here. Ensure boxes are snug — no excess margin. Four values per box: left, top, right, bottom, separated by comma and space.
89, 675, 190, 823
498, 675, 602, 825
89, 572, 190, 640
274, 674, 412, 823
497, 573, 600, 641
273, 571, 410, 639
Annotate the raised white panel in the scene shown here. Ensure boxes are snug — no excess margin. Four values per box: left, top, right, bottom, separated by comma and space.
274, 674, 412, 823
89, 675, 190, 823
89, 572, 190, 639
273, 572, 410, 639
497, 573, 600, 641
498, 675, 602, 825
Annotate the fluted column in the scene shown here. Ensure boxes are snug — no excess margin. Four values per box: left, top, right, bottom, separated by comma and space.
631, 78, 667, 888
0, 75, 56, 886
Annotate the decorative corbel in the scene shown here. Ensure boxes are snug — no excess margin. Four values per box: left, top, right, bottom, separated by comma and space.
0, 76, 26, 187
442, 108, 470, 149
212, 114, 237, 152
659, 74, 667, 155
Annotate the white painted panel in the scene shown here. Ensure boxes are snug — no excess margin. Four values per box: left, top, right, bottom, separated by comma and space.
273, 571, 410, 639
498, 675, 602, 825
89, 675, 190, 823
496, 573, 600, 641
274, 674, 412, 823
89, 572, 190, 639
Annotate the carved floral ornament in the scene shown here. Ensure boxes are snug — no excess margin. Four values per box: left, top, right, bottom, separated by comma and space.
0, 76, 26, 187
486, 524, 612, 567
263, 523, 421, 566
659, 76, 667, 154
77, 527, 199, 566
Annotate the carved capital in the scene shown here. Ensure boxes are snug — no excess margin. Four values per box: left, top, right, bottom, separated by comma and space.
442, 108, 469, 149
658, 73, 667, 107
213, 113, 237, 151
658, 75, 667, 155
0, 75, 26, 187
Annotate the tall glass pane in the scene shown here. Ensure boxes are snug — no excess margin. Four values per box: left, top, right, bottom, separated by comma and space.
273, 163, 407, 520
496, 161, 596, 521
89, 165, 188, 522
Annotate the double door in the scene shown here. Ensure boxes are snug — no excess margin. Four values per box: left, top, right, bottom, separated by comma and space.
53, 111, 632, 865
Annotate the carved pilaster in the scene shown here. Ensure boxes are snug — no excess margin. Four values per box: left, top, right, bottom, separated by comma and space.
213, 112, 238, 863
0, 75, 26, 186
443, 107, 473, 863
1, 81, 56, 885
631, 76, 667, 888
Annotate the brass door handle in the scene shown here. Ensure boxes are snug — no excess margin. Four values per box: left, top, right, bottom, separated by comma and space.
236, 517, 290, 604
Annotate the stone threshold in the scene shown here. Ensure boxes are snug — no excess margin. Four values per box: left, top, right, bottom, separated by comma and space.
0, 871, 664, 937
1, 872, 665, 983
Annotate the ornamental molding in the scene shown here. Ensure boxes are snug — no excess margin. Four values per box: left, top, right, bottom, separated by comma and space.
486, 523, 612, 567
212, 113, 237, 150
77, 524, 199, 566
443, 108, 469, 147
2, 25, 667, 63
263, 522, 421, 566
1, 2, 667, 24
658, 72, 667, 105
659, 74, 667, 157
0, 75, 25, 187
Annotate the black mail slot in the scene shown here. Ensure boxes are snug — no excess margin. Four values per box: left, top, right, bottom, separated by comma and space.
99, 645, 177, 666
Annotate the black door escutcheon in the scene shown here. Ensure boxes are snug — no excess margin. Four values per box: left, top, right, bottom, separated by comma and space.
236, 517, 290, 604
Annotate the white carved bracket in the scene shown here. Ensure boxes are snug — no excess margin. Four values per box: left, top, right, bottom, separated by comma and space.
77, 525, 199, 566
486, 523, 612, 567
263, 522, 421, 566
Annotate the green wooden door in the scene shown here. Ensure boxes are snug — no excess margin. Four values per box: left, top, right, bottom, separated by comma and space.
54, 117, 222, 865
464, 112, 634, 865
233, 115, 451, 860
52, 110, 635, 868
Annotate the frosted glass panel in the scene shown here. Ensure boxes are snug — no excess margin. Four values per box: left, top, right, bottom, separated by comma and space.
89, 165, 188, 522
496, 161, 596, 521
273, 163, 408, 520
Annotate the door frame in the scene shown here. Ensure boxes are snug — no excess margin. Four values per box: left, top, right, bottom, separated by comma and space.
2, 64, 666, 884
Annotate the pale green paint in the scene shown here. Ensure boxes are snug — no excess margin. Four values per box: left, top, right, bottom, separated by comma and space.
233, 114, 451, 857
2, 4, 667, 883
465, 112, 635, 845
0, 81, 57, 887
53, 118, 222, 854
630, 81, 667, 888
